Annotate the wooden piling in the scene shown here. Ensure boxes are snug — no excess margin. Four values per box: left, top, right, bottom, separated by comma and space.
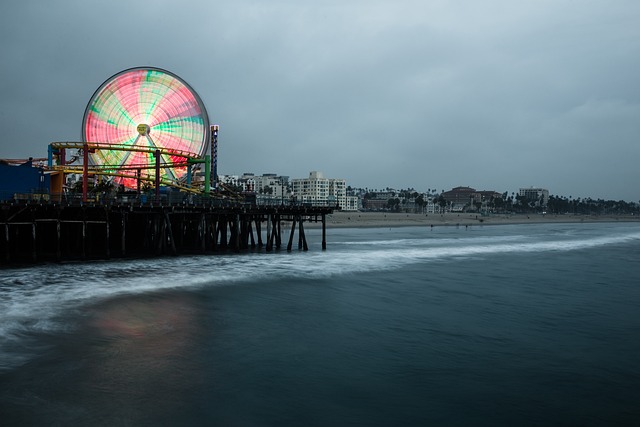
298, 216, 303, 250
156, 215, 163, 255
82, 220, 86, 260
165, 212, 177, 255
322, 213, 327, 250
105, 220, 110, 259
287, 216, 297, 251
276, 215, 282, 248
234, 214, 240, 252
266, 214, 272, 251
219, 218, 228, 250
212, 219, 218, 250
299, 218, 308, 251
32, 222, 37, 262
199, 214, 206, 253
4, 223, 9, 263
56, 219, 61, 261
248, 218, 256, 248
121, 213, 126, 256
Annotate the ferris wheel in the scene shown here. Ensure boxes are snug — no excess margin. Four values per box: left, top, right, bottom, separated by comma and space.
82, 67, 210, 188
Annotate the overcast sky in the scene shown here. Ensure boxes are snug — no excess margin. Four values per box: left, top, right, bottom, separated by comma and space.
1, 0, 639, 201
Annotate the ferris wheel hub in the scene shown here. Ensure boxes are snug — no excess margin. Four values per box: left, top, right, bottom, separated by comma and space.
137, 123, 150, 136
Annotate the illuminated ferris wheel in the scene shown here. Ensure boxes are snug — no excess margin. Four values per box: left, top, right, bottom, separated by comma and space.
82, 67, 210, 188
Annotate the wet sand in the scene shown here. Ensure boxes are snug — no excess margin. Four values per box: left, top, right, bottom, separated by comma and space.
310, 211, 640, 228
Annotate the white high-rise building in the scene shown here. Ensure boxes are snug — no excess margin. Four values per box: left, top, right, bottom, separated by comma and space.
291, 171, 349, 209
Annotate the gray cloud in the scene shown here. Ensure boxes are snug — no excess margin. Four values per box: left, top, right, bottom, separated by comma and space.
1, 0, 639, 201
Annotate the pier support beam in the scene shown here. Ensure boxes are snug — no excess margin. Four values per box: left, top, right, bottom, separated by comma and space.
276, 216, 281, 248
199, 214, 206, 253
287, 216, 297, 251
56, 219, 61, 261
32, 222, 37, 262
121, 213, 126, 256
322, 213, 327, 250
154, 215, 163, 255
248, 218, 256, 248
4, 223, 9, 263
105, 219, 110, 259
256, 219, 263, 247
218, 218, 228, 250
266, 214, 273, 252
233, 214, 240, 252
82, 220, 86, 260
165, 212, 177, 255
211, 217, 218, 252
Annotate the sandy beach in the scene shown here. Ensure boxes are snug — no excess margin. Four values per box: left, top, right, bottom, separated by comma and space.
311, 211, 640, 228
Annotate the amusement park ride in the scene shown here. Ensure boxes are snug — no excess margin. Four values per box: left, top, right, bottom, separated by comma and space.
1, 67, 332, 264
47, 67, 221, 202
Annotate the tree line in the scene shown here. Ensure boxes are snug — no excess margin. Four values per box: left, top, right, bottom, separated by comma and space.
355, 187, 639, 215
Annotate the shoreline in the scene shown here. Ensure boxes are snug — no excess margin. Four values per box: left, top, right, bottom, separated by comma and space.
308, 211, 640, 229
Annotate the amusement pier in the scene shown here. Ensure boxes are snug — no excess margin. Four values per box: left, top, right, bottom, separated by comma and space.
0, 67, 334, 265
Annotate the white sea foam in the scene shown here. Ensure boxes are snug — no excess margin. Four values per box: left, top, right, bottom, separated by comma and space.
331, 230, 640, 269
331, 234, 529, 247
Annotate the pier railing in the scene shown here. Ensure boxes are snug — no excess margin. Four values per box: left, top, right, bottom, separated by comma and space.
1, 191, 340, 210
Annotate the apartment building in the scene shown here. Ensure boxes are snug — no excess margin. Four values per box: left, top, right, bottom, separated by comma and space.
441, 186, 503, 211
291, 171, 351, 209
519, 187, 549, 206
218, 173, 289, 198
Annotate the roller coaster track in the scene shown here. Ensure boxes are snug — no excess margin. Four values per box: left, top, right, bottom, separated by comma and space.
49, 141, 200, 159
51, 165, 202, 194
46, 142, 240, 198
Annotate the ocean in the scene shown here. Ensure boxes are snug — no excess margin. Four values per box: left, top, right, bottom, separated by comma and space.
1, 222, 639, 426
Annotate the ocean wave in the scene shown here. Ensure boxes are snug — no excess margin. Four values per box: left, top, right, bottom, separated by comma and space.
1, 225, 639, 371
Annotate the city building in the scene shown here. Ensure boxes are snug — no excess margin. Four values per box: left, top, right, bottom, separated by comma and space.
252, 173, 289, 200
425, 198, 439, 214
441, 186, 503, 212
0, 158, 49, 201
291, 171, 350, 209
440, 186, 478, 211
218, 173, 291, 203
343, 195, 360, 211
519, 187, 549, 207
362, 191, 396, 211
